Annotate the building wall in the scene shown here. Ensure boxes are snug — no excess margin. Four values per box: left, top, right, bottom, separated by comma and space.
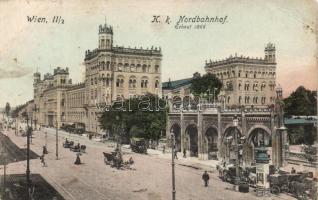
33, 23, 162, 134
83, 23, 162, 133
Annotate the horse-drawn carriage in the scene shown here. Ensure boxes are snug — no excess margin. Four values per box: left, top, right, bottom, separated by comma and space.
63, 140, 86, 153
217, 163, 254, 184
103, 149, 134, 169
269, 171, 317, 200
70, 144, 86, 153
63, 140, 74, 148
130, 137, 147, 154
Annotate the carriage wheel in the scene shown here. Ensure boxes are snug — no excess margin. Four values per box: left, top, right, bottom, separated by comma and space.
270, 186, 280, 195
281, 184, 289, 193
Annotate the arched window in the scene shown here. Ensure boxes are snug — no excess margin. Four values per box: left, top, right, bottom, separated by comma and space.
133, 80, 136, 88
106, 74, 110, 86
106, 61, 110, 70
142, 65, 147, 72
238, 82, 242, 90
129, 79, 133, 88
102, 74, 105, 86
238, 96, 242, 104
136, 64, 141, 72
141, 77, 148, 88
120, 79, 124, 87
124, 63, 129, 72
155, 80, 159, 88
245, 82, 250, 91
261, 82, 266, 91
101, 62, 105, 70
141, 80, 144, 88
155, 65, 159, 73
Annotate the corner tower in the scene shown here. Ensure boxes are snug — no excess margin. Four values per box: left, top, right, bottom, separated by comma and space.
33, 72, 41, 84
98, 24, 113, 50
264, 43, 276, 63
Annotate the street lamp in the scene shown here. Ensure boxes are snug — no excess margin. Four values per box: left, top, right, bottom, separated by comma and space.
55, 113, 58, 160
226, 136, 233, 164
22, 112, 31, 200
233, 115, 240, 189
276, 126, 287, 167
213, 87, 218, 105
171, 130, 176, 200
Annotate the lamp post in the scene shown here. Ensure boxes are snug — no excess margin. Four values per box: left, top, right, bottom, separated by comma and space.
171, 130, 176, 200
276, 126, 287, 167
226, 136, 233, 164
23, 112, 31, 200
45, 130, 48, 147
213, 87, 217, 105
55, 113, 58, 160
233, 115, 240, 188
1, 138, 7, 200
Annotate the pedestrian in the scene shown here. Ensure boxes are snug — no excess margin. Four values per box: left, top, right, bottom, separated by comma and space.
43, 145, 48, 154
202, 171, 210, 187
183, 148, 186, 158
40, 154, 47, 167
162, 145, 165, 154
129, 157, 134, 165
174, 149, 178, 159
74, 153, 81, 165
291, 167, 296, 174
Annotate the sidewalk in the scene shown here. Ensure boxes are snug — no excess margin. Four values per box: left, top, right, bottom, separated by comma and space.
43, 127, 220, 171
147, 148, 219, 171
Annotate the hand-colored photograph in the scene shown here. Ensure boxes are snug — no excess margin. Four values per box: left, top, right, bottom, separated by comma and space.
0, 0, 317, 199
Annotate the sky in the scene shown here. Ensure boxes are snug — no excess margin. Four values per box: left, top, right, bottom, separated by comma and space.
0, 0, 317, 107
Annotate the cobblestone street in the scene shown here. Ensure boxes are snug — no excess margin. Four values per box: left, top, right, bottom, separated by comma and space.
0, 128, 295, 200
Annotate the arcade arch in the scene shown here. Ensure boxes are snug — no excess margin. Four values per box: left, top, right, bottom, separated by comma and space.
170, 123, 181, 152
185, 124, 198, 157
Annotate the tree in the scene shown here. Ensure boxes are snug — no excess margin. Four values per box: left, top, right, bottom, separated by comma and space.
4, 102, 11, 117
98, 94, 167, 141
11, 103, 27, 118
190, 73, 223, 98
284, 86, 317, 116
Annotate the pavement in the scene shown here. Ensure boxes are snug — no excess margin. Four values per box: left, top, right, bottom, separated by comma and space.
0, 127, 296, 200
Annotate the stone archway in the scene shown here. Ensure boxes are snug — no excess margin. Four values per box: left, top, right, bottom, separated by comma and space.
170, 123, 181, 152
244, 126, 272, 166
185, 124, 198, 157
247, 126, 272, 147
205, 127, 218, 160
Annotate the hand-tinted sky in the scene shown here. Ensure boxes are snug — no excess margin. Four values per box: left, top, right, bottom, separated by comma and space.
0, 0, 317, 107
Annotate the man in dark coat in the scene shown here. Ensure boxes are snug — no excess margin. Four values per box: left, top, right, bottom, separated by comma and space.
202, 171, 210, 187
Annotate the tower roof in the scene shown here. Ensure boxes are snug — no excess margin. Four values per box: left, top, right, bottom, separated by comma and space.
265, 43, 275, 51
99, 24, 113, 35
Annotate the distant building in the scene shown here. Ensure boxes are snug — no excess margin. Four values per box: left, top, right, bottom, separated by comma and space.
205, 43, 277, 107
162, 77, 193, 99
162, 43, 277, 107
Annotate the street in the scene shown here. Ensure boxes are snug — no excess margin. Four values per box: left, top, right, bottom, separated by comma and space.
0, 128, 294, 200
